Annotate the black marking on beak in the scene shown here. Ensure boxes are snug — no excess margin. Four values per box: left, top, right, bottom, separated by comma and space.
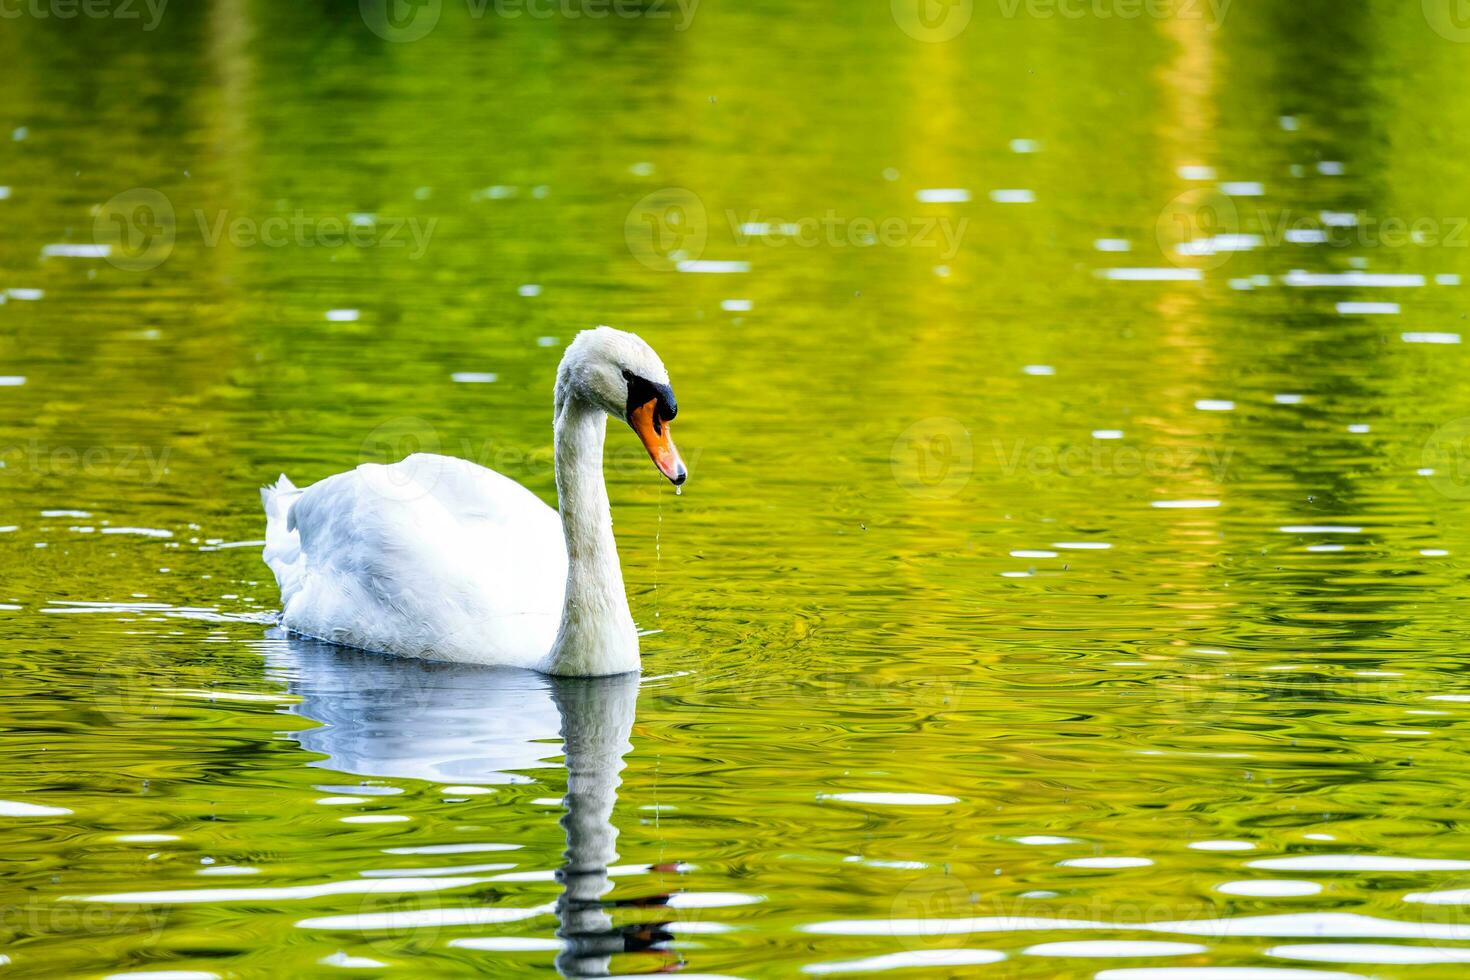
623, 370, 677, 433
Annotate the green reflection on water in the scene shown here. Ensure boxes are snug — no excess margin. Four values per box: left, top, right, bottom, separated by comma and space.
4, 0, 1470, 976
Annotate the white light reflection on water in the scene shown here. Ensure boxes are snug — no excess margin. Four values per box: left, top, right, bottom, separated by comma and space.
1216, 881, 1322, 897
801, 911, 1470, 940
1268, 944, 1470, 964
1099, 268, 1203, 281
803, 949, 1006, 974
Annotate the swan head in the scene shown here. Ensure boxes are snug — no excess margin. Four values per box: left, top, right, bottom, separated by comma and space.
558, 326, 686, 486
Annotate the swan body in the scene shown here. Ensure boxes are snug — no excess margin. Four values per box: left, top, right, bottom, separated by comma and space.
261, 327, 685, 676
261, 454, 567, 669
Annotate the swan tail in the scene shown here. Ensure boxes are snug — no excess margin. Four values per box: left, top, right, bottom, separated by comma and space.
261, 474, 304, 599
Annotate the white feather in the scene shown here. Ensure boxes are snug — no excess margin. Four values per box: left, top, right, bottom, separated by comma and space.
262, 454, 566, 668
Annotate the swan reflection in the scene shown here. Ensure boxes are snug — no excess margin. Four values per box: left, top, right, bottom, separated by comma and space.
266, 634, 676, 976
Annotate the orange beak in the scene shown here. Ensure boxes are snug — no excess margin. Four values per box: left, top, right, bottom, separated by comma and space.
629, 398, 686, 485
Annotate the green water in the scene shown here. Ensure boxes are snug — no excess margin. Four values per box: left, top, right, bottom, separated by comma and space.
6, 1, 1470, 976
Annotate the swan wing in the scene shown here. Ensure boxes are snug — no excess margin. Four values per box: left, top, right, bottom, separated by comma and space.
265, 454, 566, 667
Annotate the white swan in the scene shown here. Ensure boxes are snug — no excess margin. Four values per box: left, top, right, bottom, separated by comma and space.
260, 327, 685, 676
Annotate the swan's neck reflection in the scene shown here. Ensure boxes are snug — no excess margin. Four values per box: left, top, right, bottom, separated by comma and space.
552, 677, 658, 977
266, 635, 670, 977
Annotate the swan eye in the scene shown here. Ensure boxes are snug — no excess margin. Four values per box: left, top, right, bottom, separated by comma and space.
622, 369, 677, 430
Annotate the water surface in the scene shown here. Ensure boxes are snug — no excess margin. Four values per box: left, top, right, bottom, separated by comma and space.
4, 1, 1470, 976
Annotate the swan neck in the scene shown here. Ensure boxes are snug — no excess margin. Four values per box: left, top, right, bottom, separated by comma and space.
545, 394, 639, 676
